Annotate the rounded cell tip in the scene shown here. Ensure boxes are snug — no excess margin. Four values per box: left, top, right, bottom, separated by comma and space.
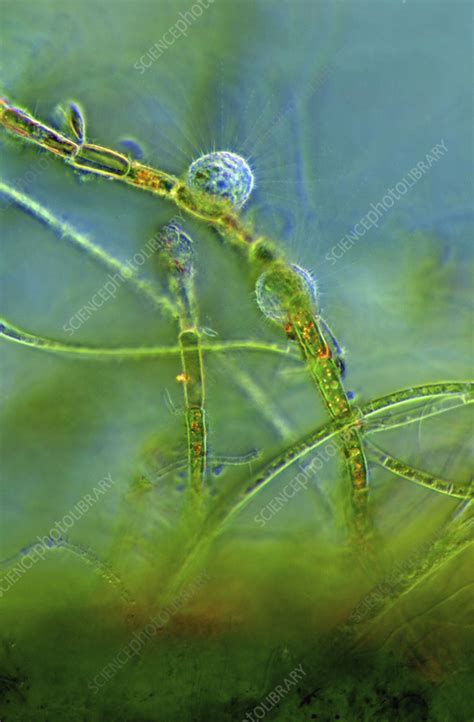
256, 264, 318, 323
157, 222, 194, 276
187, 151, 254, 208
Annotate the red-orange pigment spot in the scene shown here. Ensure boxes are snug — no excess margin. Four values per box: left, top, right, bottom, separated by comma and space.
134, 170, 150, 186
176, 373, 190, 383
302, 322, 315, 341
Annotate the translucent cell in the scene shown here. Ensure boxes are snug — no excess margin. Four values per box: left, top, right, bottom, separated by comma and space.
255, 263, 317, 323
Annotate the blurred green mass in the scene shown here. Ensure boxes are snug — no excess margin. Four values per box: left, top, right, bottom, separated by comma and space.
0, 0, 473, 720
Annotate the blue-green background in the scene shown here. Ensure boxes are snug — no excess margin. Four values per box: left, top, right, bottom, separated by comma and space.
0, 1, 472, 720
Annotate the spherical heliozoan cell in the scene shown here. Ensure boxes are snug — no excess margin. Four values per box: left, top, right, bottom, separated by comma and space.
187, 151, 254, 209
256, 264, 318, 323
